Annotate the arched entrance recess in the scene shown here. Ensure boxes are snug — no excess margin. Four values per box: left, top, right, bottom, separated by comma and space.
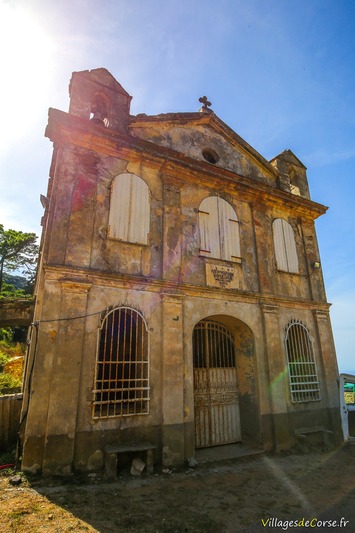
193, 315, 257, 448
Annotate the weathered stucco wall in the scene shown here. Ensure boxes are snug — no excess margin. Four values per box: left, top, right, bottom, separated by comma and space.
20, 68, 342, 475
130, 122, 278, 186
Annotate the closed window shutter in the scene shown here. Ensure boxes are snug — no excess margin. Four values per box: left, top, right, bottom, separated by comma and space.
273, 218, 298, 273
199, 211, 211, 253
273, 218, 288, 271
108, 173, 150, 244
199, 197, 220, 258
128, 174, 150, 244
109, 174, 131, 241
282, 219, 298, 273
199, 196, 240, 262
218, 198, 240, 261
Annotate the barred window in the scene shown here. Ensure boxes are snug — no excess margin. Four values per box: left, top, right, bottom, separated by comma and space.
285, 319, 320, 403
108, 173, 150, 245
273, 218, 299, 273
199, 196, 240, 262
93, 307, 149, 418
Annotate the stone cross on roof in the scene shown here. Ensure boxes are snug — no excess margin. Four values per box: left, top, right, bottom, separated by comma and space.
199, 96, 212, 109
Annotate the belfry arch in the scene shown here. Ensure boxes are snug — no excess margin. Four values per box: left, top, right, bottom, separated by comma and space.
192, 314, 260, 449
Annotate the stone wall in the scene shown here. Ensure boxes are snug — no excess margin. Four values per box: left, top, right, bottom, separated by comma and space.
0, 299, 34, 327
20, 69, 342, 475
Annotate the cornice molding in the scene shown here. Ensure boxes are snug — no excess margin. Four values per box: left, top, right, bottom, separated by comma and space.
44, 264, 331, 312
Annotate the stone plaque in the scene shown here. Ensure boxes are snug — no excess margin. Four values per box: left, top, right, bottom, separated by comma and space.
205, 263, 239, 289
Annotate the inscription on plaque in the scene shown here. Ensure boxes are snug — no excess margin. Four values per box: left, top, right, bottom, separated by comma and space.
211, 266, 234, 287
206, 263, 239, 289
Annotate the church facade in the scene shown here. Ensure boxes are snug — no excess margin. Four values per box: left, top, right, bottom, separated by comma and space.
20, 69, 342, 475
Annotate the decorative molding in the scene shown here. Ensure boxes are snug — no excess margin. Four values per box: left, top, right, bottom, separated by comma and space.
261, 304, 279, 315
60, 279, 92, 294
160, 292, 184, 304
313, 309, 329, 320
45, 265, 332, 311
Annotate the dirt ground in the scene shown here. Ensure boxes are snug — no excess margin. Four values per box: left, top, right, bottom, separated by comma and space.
1, 445, 355, 533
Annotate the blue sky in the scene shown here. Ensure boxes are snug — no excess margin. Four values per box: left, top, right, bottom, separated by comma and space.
0, 0, 354, 373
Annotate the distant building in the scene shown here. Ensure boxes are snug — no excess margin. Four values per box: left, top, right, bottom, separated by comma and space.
20, 69, 342, 475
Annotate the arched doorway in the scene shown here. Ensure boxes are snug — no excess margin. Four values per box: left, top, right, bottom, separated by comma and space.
193, 319, 241, 448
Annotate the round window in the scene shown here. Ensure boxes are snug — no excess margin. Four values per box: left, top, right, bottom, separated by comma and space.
202, 148, 220, 164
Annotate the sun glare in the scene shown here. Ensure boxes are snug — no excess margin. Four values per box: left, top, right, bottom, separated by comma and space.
0, 3, 53, 151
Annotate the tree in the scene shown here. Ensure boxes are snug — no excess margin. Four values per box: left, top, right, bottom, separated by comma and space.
0, 224, 39, 295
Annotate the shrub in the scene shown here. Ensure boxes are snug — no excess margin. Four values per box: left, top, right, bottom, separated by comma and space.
0, 351, 11, 371
0, 372, 22, 393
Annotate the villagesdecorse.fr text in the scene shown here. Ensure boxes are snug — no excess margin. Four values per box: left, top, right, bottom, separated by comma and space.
261, 517, 349, 529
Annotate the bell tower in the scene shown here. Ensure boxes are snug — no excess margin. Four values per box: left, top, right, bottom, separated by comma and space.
68, 68, 132, 132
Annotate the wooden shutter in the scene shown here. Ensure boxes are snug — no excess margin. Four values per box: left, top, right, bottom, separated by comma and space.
108, 173, 131, 241
218, 198, 240, 261
199, 196, 240, 261
273, 218, 298, 273
108, 173, 150, 245
273, 219, 288, 271
199, 197, 220, 258
128, 174, 150, 244
282, 220, 298, 273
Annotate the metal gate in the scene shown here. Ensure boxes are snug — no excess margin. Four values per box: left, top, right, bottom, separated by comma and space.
193, 320, 241, 448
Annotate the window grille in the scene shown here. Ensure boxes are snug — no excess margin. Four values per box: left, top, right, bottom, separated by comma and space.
93, 307, 149, 418
285, 319, 320, 403
193, 320, 236, 369
273, 218, 299, 273
198, 196, 241, 262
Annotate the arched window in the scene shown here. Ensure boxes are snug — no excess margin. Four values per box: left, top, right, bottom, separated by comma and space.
272, 218, 299, 273
285, 319, 320, 403
198, 196, 240, 262
90, 92, 110, 126
108, 173, 150, 245
93, 307, 149, 418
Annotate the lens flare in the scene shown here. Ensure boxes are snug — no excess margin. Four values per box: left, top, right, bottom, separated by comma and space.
0, 3, 53, 151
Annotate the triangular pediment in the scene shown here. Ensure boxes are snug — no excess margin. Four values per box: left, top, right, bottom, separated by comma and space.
129, 110, 278, 185
71, 68, 132, 99
270, 149, 307, 170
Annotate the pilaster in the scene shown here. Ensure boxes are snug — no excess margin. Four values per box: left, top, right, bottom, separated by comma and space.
313, 309, 340, 409
162, 176, 182, 282
261, 303, 291, 449
160, 292, 185, 465
42, 279, 91, 475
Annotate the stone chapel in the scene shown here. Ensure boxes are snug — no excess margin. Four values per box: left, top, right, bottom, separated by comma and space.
20, 68, 342, 475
